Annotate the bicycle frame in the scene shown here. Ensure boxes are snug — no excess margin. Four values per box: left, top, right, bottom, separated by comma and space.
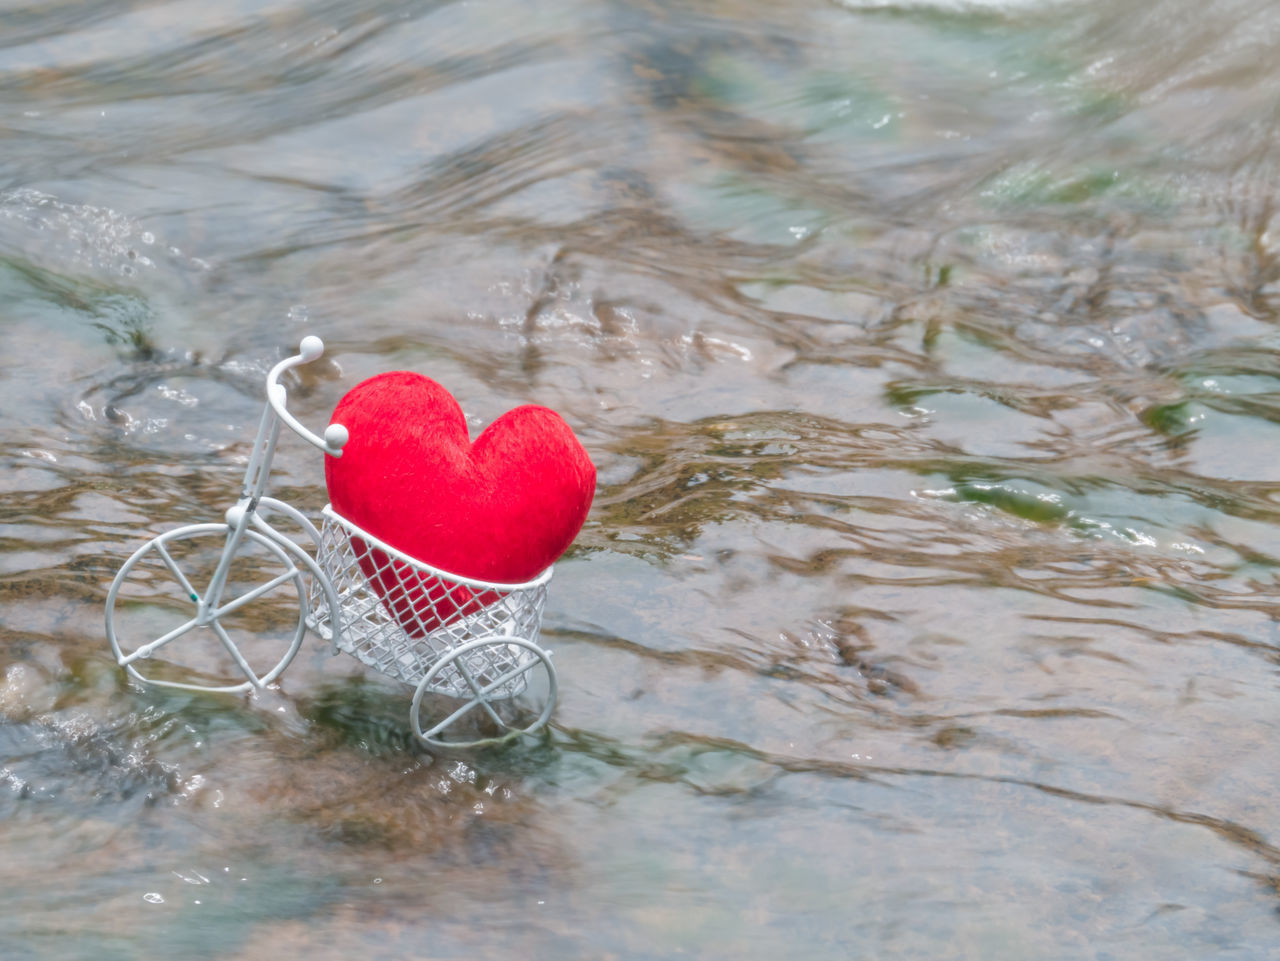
202, 339, 348, 650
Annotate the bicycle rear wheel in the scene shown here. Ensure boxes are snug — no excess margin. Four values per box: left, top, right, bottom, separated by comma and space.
410, 636, 557, 749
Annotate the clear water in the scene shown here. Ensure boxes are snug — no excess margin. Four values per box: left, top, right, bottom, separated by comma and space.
2, 0, 1280, 957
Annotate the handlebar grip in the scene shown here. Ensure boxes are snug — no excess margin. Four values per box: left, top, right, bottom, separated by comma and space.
298, 335, 324, 362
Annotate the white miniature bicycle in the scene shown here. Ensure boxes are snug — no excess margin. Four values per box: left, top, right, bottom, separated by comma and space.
104, 337, 558, 748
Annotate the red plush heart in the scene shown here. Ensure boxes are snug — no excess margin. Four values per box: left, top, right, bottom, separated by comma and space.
324, 371, 595, 636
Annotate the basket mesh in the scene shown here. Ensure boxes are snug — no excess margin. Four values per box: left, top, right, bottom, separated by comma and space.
306, 509, 550, 699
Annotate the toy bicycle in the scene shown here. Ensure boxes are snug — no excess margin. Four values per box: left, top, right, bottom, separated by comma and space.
104, 337, 557, 748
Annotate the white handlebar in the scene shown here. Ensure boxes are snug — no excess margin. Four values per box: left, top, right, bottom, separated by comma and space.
266, 336, 348, 457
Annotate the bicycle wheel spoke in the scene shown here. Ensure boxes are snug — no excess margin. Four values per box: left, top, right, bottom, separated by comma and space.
210, 620, 263, 689
154, 540, 201, 602
455, 657, 508, 728
212, 566, 300, 620
470, 656, 540, 703
117, 615, 201, 666
422, 694, 491, 739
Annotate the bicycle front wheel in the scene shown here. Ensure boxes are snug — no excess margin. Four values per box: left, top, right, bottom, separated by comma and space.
105, 523, 309, 693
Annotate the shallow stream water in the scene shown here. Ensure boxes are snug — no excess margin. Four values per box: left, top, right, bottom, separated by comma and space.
3, 0, 1280, 957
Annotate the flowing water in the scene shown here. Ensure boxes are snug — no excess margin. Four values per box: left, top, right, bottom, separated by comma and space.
3, 0, 1280, 957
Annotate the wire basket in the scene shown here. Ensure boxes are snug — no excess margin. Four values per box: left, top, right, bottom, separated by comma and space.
305, 506, 552, 700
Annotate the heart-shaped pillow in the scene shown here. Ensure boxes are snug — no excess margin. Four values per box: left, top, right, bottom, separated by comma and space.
324, 371, 595, 636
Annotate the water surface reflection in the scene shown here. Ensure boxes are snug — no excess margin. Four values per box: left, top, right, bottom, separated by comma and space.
3, 0, 1280, 957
